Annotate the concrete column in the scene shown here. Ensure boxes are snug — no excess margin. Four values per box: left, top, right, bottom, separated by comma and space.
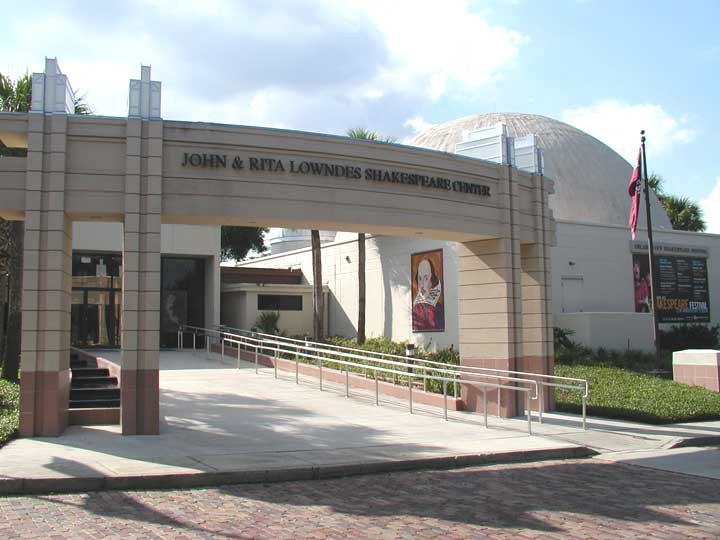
518, 173, 555, 411
458, 237, 522, 417
19, 113, 73, 437
458, 164, 524, 417
121, 118, 162, 435
520, 243, 553, 410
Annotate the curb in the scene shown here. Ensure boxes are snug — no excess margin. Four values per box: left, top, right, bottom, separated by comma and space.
669, 435, 720, 449
0, 445, 595, 496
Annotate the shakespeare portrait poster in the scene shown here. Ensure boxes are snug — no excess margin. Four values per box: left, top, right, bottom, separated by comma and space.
411, 249, 445, 332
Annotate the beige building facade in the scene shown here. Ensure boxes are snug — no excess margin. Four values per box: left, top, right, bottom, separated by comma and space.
0, 60, 555, 436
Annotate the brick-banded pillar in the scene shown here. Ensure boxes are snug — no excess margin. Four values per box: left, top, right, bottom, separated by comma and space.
459, 166, 523, 418
19, 113, 73, 437
121, 118, 162, 435
519, 173, 555, 411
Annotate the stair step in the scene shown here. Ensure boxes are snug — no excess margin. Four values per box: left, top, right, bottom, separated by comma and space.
69, 399, 120, 409
71, 359, 97, 368
70, 387, 120, 401
72, 367, 110, 378
71, 376, 118, 388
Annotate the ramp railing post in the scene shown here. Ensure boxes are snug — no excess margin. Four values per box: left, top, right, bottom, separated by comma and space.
483, 387, 488, 428
375, 370, 379, 405
527, 392, 532, 435
443, 380, 448, 421
408, 375, 413, 414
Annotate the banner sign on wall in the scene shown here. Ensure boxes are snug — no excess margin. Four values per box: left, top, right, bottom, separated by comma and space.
411, 249, 445, 332
632, 253, 710, 323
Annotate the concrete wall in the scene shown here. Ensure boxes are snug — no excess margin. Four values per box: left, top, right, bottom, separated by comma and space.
552, 220, 720, 351
73, 222, 220, 257
243, 219, 720, 354
239, 234, 460, 351
554, 312, 654, 351
221, 285, 316, 336
72, 222, 221, 327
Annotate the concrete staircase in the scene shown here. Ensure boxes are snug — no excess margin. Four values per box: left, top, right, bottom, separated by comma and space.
70, 352, 120, 409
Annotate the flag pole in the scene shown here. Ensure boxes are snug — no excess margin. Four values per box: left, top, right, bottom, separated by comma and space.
640, 130, 662, 370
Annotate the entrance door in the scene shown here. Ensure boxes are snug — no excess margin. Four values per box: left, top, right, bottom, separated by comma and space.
71, 253, 122, 348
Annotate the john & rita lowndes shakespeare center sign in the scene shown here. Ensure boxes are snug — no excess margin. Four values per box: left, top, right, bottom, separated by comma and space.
181, 152, 492, 198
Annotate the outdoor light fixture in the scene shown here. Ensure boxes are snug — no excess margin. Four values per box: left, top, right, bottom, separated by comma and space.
345, 256, 351, 263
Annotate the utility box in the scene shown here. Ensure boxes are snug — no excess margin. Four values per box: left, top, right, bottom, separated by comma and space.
672, 350, 720, 392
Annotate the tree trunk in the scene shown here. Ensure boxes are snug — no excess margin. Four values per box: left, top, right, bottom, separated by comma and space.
311, 230, 324, 341
1, 220, 23, 381
357, 233, 366, 344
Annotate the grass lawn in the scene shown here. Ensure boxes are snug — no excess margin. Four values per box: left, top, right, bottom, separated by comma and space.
0, 379, 19, 447
555, 364, 720, 424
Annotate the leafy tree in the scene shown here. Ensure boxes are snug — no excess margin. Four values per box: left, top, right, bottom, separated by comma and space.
648, 173, 706, 232
0, 73, 31, 112
220, 226, 268, 261
346, 128, 397, 344
346, 127, 397, 143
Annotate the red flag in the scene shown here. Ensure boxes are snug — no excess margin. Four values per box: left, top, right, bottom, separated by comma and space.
628, 149, 641, 239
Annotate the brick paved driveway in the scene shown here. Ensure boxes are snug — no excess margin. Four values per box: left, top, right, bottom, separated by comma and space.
1, 458, 719, 539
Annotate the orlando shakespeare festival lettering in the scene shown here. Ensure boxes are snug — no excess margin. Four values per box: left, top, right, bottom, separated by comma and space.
181, 152, 491, 198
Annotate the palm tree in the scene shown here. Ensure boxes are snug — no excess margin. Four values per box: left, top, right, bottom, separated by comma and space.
0, 71, 92, 380
346, 128, 397, 344
648, 173, 706, 232
311, 229, 324, 341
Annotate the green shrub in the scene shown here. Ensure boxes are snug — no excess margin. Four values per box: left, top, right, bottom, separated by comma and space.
554, 327, 576, 350
554, 327, 670, 373
255, 311, 280, 335
0, 379, 19, 446
660, 324, 720, 352
555, 364, 720, 424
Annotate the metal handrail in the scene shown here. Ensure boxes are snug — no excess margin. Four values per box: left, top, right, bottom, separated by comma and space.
178, 325, 539, 434
217, 325, 589, 429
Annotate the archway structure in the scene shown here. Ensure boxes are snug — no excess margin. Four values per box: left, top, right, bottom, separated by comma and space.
0, 66, 554, 436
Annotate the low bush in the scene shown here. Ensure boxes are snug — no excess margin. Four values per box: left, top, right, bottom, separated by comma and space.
255, 311, 281, 335
554, 327, 671, 373
660, 324, 720, 352
555, 364, 720, 424
0, 379, 19, 447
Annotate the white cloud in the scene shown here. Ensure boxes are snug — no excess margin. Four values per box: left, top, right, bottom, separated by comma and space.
0, 0, 527, 136
700, 177, 720, 234
402, 116, 435, 141
561, 100, 695, 163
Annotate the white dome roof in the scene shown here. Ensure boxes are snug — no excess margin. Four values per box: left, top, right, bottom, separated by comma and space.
409, 113, 672, 228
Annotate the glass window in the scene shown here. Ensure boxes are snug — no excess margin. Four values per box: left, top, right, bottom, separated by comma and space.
161, 257, 206, 348
258, 295, 303, 311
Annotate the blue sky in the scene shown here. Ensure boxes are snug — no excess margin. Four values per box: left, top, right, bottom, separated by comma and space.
2, 0, 718, 230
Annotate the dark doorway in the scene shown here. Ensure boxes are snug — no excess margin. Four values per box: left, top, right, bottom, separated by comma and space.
161, 257, 206, 348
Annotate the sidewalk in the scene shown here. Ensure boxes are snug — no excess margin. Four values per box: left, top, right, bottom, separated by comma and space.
1, 351, 717, 495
